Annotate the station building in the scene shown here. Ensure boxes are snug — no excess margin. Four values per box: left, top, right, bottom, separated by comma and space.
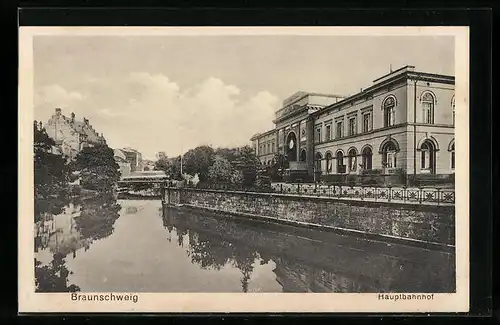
251, 66, 456, 185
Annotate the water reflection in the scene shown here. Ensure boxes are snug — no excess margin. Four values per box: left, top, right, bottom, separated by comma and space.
161, 204, 455, 293
34, 193, 121, 292
34, 198, 455, 293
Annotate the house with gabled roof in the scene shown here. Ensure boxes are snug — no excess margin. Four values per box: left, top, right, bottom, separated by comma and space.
44, 108, 107, 159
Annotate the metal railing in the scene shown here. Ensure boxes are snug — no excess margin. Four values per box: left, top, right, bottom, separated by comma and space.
183, 182, 455, 205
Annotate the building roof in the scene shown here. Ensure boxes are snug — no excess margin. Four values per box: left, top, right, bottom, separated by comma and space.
314, 66, 455, 117
114, 149, 127, 160
251, 129, 276, 140
121, 147, 141, 154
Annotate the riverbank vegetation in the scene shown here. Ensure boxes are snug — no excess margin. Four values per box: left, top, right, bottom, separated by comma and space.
34, 121, 122, 292
154, 145, 269, 189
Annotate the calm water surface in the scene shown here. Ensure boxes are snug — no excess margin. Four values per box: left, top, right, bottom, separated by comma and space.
34, 195, 455, 293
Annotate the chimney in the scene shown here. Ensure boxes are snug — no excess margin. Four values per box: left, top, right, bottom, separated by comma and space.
55, 108, 62, 117
71, 112, 75, 123
83, 118, 89, 125
34, 120, 38, 130
38, 121, 43, 130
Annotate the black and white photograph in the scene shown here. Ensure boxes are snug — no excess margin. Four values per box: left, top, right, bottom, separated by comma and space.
18, 26, 469, 313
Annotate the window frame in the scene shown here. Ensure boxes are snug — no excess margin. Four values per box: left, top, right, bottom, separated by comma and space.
383, 96, 396, 127
348, 116, 357, 136
348, 149, 357, 172
336, 121, 343, 139
325, 124, 332, 141
421, 92, 435, 124
315, 126, 322, 144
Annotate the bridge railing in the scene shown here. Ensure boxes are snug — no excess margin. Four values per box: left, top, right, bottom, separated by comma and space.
184, 182, 455, 205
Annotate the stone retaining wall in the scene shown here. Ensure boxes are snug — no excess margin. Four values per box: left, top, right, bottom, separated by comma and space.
164, 187, 455, 247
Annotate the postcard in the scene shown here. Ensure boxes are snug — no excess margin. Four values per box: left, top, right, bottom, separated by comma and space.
19, 26, 469, 313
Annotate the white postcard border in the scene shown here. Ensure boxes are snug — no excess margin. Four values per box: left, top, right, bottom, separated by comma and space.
18, 26, 470, 313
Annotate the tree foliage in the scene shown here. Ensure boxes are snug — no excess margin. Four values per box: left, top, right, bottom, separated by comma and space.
157, 145, 262, 187
208, 156, 233, 183
182, 146, 215, 182
34, 122, 70, 222
232, 145, 261, 186
73, 193, 121, 241
154, 156, 182, 180
35, 253, 80, 292
72, 144, 120, 191
269, 153, 288, 181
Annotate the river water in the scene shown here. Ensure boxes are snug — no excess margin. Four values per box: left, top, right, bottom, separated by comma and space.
34, 194, 455, 293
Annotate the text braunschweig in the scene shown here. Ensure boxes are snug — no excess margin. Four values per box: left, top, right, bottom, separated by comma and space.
71, 293, 139, 303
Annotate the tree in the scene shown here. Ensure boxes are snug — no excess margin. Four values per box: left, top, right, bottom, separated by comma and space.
269, 153, 287, 181
73, 193, 121, 241
182, 146, 215, 182
72, 144, 120, 191
154, 155, 169, 171
230, 169, 244, 184
232, 145, 261, 186
215, 147, 240, 164
34, 122, 70, 222
35, 253, 80, 292
154, 155, 183, 180
208, 156, 233, 183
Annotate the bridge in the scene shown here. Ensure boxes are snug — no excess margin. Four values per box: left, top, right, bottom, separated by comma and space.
117, 171, 170, 197
118, 171, 169, 185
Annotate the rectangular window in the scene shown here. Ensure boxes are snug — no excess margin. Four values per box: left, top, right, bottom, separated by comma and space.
348, 117, 356, 136
362, 113, 371, 132
451, 152, 455, 169
325, 125, 331, 141
336, 121, 343, 139
272, 142, 275, 153
315, 127, 322, 143
267, 143, 270, 154
422, 102, 433, 124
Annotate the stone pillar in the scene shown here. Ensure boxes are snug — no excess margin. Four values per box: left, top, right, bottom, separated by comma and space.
297, 120, 301, 158
306, 116, 315, 177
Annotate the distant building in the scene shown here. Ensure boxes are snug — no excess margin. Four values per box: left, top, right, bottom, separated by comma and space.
120, 147, 143, 172
43, 108, 106, 159
251, 66, 456, 184
113, 149, 132, 177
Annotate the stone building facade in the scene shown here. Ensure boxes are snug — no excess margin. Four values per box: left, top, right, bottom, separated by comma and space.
119, 147, 144, 172
113, 149, 132, 177
250, 129, 279, 166
251, 66, 455, 184
43, 108, 107, 159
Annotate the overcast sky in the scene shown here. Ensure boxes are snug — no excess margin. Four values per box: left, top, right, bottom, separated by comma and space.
33, 35, 454, 160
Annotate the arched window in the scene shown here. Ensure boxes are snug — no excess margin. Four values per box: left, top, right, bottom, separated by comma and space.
336, 151, 345, 174
382, 141, 397, 168
348, 148, 358, 172
383, 96, 396, 127
362, 147, 372, 170
325, 152, 333, 174
299, 149, 306, 162
452, 95, 456, 126
315, 152, 323, 172
421, 92, 435, 124
420, 140, 436, 174
450, 142, 455, 170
